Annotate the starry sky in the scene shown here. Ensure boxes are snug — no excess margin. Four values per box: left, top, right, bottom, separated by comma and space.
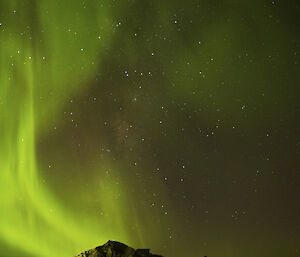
0, 1, 300, 257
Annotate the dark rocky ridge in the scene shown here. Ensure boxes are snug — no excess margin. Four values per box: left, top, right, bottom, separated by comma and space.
75, 240, 163, 257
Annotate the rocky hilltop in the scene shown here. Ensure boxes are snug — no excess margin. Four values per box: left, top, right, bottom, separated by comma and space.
75, 240, 163, 257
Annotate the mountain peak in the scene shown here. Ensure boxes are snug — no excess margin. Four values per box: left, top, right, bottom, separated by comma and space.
75, 240, 163, 257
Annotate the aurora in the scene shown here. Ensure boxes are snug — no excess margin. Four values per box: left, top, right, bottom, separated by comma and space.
1, 1, 299, 257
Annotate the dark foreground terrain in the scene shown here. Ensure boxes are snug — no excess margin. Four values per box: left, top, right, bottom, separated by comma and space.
75, 240, 163, 257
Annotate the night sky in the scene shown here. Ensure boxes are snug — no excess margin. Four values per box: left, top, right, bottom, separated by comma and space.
0, 1, 300, 257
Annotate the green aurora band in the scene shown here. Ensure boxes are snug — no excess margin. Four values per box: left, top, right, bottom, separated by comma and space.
0, 1, 150, 256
